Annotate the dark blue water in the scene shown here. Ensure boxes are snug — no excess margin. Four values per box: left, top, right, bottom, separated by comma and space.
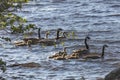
0, 0, 120, 80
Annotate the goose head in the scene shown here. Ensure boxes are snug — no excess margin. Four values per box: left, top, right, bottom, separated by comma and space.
56, 28, 63, 39
57, 28, 63, 31
103, 44, 108, 48
85, 36, 90, 40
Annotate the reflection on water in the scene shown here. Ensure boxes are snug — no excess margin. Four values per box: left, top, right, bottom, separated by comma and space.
0, 0, 120, 80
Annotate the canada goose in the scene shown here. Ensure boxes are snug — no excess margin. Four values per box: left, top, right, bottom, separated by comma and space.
38, 28, 63, 46
49, 47, 67, 59
14, 40, 32, 47
23, 28, 43, 44
83, 44, 108, 59
42, 28, 64, 40
73, 36, 90, 57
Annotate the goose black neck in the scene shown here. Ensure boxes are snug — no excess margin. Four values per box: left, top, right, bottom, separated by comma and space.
38, 28, 41, 39
56, 30, 60, 40
101, 46, 105, 58
85, 38, 89, 50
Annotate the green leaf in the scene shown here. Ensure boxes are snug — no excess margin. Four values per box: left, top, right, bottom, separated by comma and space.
54, 42, 56, 48
8, 13, 13, 17
67, 32, 71, 38
61, 42, 65, 46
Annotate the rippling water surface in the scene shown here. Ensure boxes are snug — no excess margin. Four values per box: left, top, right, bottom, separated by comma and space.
0, 0, 120, 80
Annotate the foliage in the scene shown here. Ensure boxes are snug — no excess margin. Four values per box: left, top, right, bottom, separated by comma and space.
0, 36, 11, 42
0, 0, 37, 34
0, 0, 37, 73
0, 0, 29, 12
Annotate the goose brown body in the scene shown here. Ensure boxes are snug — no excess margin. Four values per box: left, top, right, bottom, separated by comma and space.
83, 44, 108, 59
72, 36, 90, 57
83, 53, 101, 59
23, 28, 43, 44
39, 39, 57, 46
14, 40, 32, 47
40, 28, 68, 46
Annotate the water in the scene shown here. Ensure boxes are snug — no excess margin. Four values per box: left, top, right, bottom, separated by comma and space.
0, 0, 120, 80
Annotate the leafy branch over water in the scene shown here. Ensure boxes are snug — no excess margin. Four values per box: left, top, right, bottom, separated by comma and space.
0, 0, 37, 73
0, 0, 37, 34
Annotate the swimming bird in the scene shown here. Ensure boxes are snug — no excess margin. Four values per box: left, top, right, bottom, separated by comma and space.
49, 47, 67, 59
14, 40, 32, 47
54, 53, 66, 60
39, 28, 65, 46
82, 44, 108, 59
72, 36, 91, 57
23, 28, 43, 44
